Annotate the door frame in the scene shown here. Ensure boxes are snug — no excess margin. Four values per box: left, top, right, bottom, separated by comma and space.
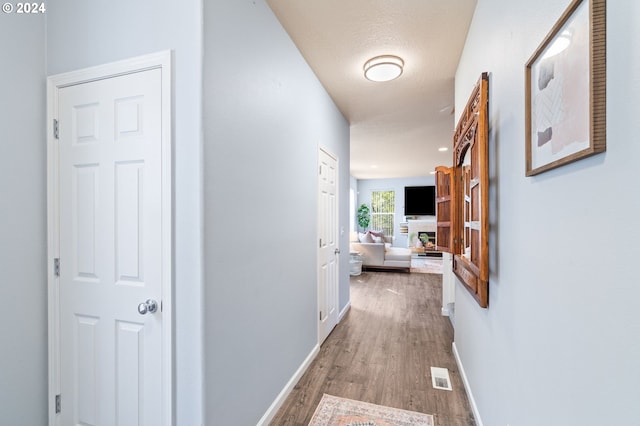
317, 146, 340, 344
46, 51, 173, 425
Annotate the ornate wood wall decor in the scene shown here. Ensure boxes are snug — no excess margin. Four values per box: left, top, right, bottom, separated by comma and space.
435, 166, 452, 253
435, 73, 489, 308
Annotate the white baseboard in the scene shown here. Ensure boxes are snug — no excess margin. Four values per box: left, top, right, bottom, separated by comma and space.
441, 307, 450, 316
338, 301, 351, 322
256, 344, 320, 426
452, 342, 483, 426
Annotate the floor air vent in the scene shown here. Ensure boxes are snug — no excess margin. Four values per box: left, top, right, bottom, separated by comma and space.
430, 367, 452, 391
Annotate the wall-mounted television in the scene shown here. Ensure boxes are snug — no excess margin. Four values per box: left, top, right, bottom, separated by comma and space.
404, 186, 436, 216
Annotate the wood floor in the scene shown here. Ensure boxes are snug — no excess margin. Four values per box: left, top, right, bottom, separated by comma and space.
270, 271, 476, 426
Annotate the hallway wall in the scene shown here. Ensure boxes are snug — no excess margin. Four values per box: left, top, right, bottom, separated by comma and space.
0, 13, 47, 425
203, 1, 350, 424
454, 1, 640, 424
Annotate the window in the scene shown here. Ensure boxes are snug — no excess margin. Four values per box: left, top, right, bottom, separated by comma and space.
371, 190, 395, 236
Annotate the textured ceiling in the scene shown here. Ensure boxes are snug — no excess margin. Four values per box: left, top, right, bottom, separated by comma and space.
266, 0, 477, 179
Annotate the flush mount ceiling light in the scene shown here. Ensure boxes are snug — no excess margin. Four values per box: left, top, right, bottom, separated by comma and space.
363, 55, 404, 82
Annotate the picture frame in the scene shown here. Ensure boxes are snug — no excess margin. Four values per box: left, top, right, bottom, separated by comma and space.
525, 0, 606, 176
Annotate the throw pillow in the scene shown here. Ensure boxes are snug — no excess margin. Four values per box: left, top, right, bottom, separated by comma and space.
358, 232, 375, 243
364, 232, 375, 243
358, 232, 367, 243
369, 230, 384, 244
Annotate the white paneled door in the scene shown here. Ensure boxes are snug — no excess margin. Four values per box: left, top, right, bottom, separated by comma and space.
318, 148, 339, 344
49, 55, 171, 426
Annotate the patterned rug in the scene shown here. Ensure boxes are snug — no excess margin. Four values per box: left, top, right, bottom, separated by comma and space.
410, 257, 443, 274
308, 394, 434, 426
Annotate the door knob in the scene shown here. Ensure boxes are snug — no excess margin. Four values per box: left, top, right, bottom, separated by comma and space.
335, 248, 341, 254
138, 299, 158, 315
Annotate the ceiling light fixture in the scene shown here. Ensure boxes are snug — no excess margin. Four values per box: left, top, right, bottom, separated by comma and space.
364, 55, 404, 82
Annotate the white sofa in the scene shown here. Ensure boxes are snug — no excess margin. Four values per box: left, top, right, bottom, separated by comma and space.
350, 234, 411, 271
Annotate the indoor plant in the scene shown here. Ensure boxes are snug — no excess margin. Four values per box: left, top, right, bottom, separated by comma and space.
357, 203, 370, 232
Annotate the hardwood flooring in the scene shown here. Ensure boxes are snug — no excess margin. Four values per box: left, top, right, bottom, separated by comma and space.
270, 271, 476, 426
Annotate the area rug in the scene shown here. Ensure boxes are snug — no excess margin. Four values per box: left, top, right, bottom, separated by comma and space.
308, 394, 434, 426
410, 257, 443, 274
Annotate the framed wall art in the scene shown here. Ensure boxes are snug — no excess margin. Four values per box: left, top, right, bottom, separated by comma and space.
525, 0, 606, 176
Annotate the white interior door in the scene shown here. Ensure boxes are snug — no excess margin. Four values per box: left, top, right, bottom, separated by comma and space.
318, 148, 339, 344
49, 56, 171, 426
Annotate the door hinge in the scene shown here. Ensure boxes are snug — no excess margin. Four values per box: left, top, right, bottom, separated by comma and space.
319, 311, 322, 321
55, 394, 61, 413
319, 238, 322, 248
53, 119, 59, 140
54, 258, 60, 277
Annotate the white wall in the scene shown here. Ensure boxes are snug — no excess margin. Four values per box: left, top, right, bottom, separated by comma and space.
0, 13, 47, 425
203, 1, 350, 424
46, 2, 204, 424
454, 1, 640, 424
357, 176, 435, 246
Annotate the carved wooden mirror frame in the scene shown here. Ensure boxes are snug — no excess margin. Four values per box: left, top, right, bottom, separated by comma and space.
436, 73, 489, 308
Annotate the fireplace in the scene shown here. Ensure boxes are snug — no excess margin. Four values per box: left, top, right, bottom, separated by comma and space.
418, 231, 435, 245
417, 231, 440, 257
407, 220, 440, 256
